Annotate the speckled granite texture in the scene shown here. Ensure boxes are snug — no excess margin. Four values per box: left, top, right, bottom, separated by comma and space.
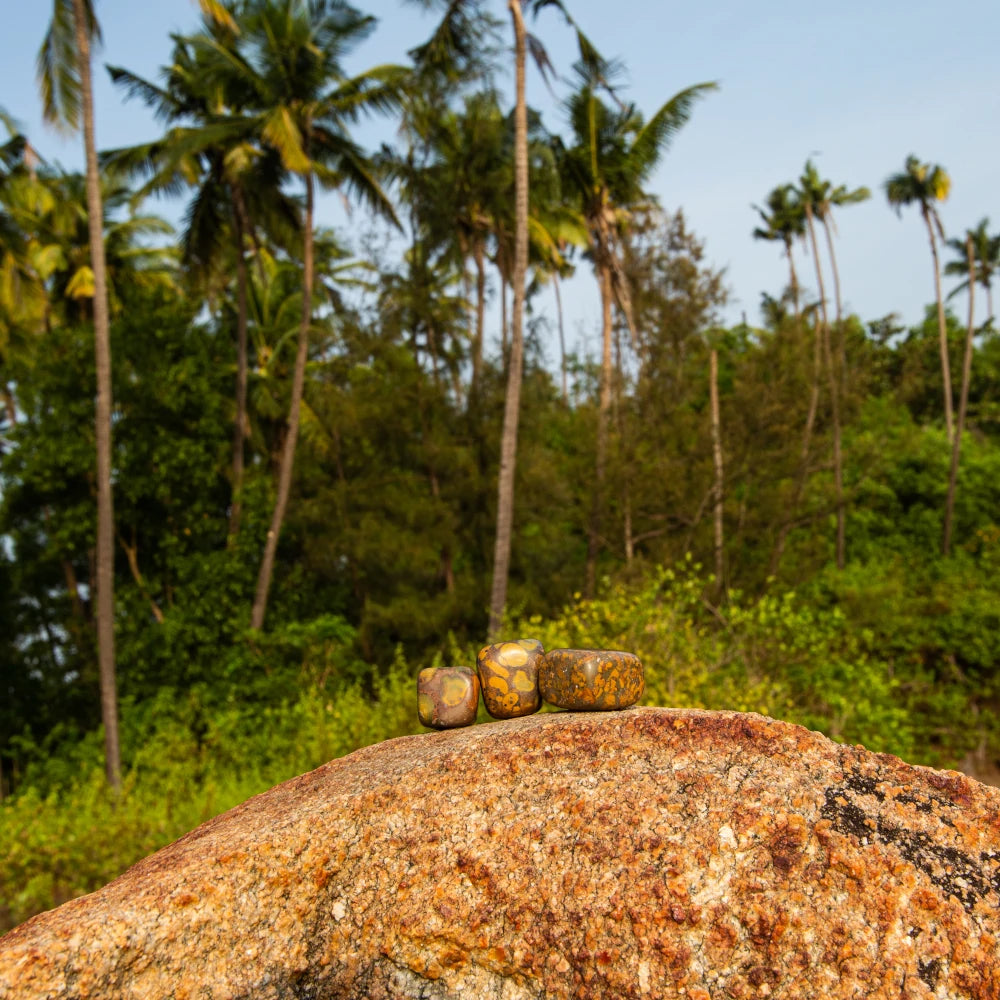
2, 708, 999, 999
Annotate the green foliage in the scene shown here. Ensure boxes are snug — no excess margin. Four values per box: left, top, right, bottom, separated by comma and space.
5, 4, 1000, 939
514, 562, 914, 759
0, 662, 421, 932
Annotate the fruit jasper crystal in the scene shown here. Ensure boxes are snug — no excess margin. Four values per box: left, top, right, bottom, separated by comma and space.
417, 666, 480, 729
539, 648, 644, 710
477, 638, 544, 719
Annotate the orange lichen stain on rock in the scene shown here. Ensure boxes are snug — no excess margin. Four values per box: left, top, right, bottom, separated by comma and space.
437, 945, 467, 969
172, 893, 199, 908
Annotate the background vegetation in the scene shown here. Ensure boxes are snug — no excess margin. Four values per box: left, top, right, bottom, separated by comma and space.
1, 0, 998, 932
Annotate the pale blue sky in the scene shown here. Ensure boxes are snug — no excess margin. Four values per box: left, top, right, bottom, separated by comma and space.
2, 0, 998, 359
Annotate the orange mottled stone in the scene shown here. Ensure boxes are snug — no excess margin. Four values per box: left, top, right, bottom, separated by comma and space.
417, 667, 479, 729
4, 709, 1000, 999
539, 648, 644, 710
477, 639, 544, 719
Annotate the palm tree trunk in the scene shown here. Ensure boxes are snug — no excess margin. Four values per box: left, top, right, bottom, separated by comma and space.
554, 271, 568, 405
228, 195, 250, 538
470, 236, 486, 401
770, 284, 823, 577
251, 168, 314, 631
709, 347, 724, 593
785, 240, 800, 322
613, 323, 631, 565
487, 0, 528, 637
822, 216, 850, 398
74, 0, 120, 789
499, 272, 508, 360
805, 203, 845, 569
586, 260, 614, 598
943, 235, 976, 557
924, 205, 954, 444
822, 215, 844, 324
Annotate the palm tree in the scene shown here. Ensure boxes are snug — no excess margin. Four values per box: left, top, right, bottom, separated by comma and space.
401, 89, 510, 400
943, 233, 976, 557
37, 0, 120, 787
800, 161, 870, 325
190, 0, 404, 631
105, 17, 298, 538
945, 217, 998, 327
0, 112, 46, 429
559, 69, 716, 594
885, 155, 953, 442
409, 0, 601, 633
752, 183, 805, 319
798, 161, 846, 569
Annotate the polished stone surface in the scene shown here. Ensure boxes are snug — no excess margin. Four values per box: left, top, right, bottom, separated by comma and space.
417, 666, 480, 729
477, 639, 544, 719
539, 648, 644, 710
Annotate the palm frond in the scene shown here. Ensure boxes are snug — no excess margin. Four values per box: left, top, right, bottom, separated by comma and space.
262, 108, 309, 173
106, 66, 179, 121
37, 0, 81, 131
629, 82, 717, 179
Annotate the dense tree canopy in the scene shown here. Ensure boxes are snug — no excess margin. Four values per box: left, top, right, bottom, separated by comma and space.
1, 0, 999, 933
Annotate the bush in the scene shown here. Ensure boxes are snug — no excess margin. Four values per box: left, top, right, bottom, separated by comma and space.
0, 662, 421, 932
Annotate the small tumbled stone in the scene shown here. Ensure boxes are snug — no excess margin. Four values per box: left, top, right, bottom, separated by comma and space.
417, 666, 480, 729
539, 648, 644, 710
477, 638, 544, 719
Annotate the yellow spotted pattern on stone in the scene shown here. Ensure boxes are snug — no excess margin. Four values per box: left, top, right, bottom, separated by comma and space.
539, 649, 644, 711
417, 666, 479, 729
498, 643, 529, 667
477, 638, 544, 720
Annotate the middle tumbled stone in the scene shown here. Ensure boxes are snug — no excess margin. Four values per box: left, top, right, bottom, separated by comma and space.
539, 648, 645, 710
477, 638, 544, 719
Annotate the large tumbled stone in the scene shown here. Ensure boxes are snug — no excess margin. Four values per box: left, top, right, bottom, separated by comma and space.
417, 666, 479, 729
3, 708, 1000, 999
539, 647, 644, 710
477, 638, 543, 719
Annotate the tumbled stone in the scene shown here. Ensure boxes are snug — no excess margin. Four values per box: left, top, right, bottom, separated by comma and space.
539, 648, 644, 710
416, 666, 479, 729
477, 639, 544, 719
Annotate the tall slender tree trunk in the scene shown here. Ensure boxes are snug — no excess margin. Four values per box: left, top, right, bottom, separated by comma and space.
805, 203, 845, 569
487, 0, 528, 636
229, 196, 250, 538
924, 205, 954, 444
785, 240, 800, 322
499, 273, 509, 361
554, 271, 568, 405
709, 347, 724, 592
470, 237, 486, 402
770, 275, 822, 577
586, 261, 614, 598
943, 235, 976, 557
821, 216, 850, 398
251, 169, 314, 631
822, 215, 844, 325
74, 0, 120, 789
613, 324, 632, 565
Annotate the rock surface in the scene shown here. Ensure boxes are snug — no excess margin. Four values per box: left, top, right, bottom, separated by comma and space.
3, 708, 1000, 999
